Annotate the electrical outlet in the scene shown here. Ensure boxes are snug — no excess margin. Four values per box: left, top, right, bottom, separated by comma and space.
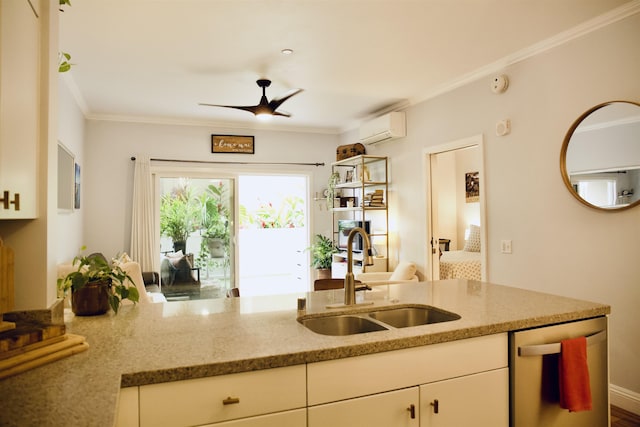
501, 240, 512, 254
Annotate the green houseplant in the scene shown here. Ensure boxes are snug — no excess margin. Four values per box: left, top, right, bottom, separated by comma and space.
198, 184, 230, 258
309, 234, 339, 279
160, 184, 198, 253
57, 250, 139, 315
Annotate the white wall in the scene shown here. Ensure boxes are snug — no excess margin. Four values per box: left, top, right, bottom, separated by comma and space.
57, 76, 85, 264
82, 120, 338, 260
348, 13, 640, 402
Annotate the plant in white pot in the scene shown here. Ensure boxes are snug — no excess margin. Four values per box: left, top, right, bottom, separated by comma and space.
57, 250, 139, 316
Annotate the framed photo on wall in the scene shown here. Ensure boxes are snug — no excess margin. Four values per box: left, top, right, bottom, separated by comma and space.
465, 171, 479, 203
74, 163, 81, 209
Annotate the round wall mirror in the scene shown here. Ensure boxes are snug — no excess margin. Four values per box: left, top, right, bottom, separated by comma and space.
560, 100, 640, 211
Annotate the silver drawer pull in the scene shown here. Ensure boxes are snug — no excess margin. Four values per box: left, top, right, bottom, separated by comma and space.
222, 396, 240, 405
518, 330, 606, 357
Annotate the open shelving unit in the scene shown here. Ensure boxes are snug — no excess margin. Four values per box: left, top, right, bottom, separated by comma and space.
330, 155, 389, 278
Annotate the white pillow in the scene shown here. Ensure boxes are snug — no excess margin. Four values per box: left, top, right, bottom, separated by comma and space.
389, 262, 417, 281
463, 225, 481, 252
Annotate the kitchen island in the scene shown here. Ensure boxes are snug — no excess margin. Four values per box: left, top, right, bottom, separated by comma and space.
0, 279, 609, 426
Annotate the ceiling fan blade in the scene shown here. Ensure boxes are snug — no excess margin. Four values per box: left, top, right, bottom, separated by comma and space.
268, 88, 303, 111
199, 103, 259, 114
272, 110, 292, 118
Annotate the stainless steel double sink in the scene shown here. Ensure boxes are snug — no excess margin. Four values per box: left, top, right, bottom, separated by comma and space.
298, 305, 461, 336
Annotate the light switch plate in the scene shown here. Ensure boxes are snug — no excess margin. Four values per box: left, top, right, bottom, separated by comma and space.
501, 240, 512, 254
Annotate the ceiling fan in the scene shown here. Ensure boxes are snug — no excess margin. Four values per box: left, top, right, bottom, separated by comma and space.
199, 79, 303, 118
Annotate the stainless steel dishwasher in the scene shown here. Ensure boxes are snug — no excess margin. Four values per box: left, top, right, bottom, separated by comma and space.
510, 316, 609, 427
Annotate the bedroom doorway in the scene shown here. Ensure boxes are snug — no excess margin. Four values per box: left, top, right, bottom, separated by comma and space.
424, 134, 487, 281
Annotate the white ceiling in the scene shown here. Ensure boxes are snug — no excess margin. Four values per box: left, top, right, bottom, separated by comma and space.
58, 0, 633, 134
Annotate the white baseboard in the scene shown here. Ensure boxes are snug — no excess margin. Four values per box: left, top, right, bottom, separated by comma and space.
611, 384, 640, 415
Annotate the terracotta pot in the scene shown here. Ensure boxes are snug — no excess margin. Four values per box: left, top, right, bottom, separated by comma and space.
72, 280, 110, 316
316, 268, 332, 280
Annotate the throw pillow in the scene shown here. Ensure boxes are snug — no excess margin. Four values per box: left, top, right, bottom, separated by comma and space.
463, 224, 481, 252
389, 262, 417, 281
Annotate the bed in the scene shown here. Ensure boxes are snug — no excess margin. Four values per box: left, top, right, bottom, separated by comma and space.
439, 224, 483, 280
439, 250, 481, 280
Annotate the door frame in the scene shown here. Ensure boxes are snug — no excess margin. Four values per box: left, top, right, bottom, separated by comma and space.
422, 134, 487, 281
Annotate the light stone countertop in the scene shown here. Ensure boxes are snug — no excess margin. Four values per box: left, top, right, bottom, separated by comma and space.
0, 280, 610, 427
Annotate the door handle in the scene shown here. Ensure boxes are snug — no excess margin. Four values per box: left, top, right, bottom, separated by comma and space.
518, 330, 606, 357
430, 399, 439, 414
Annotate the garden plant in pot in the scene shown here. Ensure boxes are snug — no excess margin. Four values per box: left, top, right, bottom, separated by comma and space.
309, 234, 339, 280
57, 251, 139, 316
160, 184, 198, 253
198, 184, 230, 259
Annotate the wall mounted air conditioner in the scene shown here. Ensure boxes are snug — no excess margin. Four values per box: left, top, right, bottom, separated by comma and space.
359, 112, 406, 146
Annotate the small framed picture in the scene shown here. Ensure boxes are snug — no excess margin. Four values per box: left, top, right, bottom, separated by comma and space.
345, 170, 354, 183
465, 171, 479, 203
211, 135, 254, 154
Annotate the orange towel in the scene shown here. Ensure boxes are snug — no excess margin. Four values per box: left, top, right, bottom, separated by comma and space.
559, 336, 592, 412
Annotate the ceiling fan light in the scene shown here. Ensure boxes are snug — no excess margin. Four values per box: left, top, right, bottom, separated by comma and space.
256, 111, 273, 121
254, 104, 273, 120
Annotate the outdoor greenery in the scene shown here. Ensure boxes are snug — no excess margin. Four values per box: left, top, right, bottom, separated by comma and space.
239, 196, 305, 229
57, 248, 139, 314
160, 183, 199, 249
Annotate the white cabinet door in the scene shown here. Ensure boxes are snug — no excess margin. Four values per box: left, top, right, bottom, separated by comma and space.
0, 0, 39, 219
205, 408, 306, 427
420, 368, 509, 427
308, 387, 419, 427
115, 387, 139, 427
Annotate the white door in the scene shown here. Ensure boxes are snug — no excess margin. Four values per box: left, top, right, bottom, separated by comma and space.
424, 135, 486, 281
420, 368, 509, 427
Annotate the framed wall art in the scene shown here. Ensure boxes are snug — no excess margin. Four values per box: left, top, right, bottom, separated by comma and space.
465, 171, 479, 203
211, 135, 255, 154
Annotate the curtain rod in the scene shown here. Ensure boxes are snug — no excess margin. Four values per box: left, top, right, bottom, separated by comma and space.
130, 157, 325, 167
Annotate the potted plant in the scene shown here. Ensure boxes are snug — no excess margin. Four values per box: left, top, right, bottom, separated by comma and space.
198, 184, 230, 258
57, 250, 139, 315
308, 234, 339, 279
326, 172, 341, 209
160, 184, 198, 253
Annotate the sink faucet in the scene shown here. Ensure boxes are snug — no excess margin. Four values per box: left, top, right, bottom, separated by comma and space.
344, 227, 375, 306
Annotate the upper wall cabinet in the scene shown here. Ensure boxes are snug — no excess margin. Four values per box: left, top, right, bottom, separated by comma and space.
0, 0, 40, 219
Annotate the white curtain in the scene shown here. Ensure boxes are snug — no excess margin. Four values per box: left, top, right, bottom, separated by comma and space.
130, 157, 158, 273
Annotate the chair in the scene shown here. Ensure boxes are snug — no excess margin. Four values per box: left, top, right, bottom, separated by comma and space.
313, 278, 362, 291
355, 261, 419, 286
160, 253, 201, 299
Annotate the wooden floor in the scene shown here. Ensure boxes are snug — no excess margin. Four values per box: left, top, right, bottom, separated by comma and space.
612, 406, 640, 427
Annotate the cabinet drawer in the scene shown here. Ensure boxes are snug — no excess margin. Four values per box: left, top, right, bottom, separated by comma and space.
308, 333, 507, 405
308, 387, 419, 427
204, 408, 306, 427
139, 365, 306, 427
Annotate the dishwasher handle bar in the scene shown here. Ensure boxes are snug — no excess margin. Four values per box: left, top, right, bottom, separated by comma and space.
518, 329, 607, 357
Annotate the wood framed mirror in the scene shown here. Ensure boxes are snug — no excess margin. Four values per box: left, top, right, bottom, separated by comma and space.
560, 100, 640, 211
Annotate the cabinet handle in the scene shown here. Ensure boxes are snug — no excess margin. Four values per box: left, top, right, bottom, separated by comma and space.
430, 399, 439, 414
406, 404, 415, 419
222, 396, 240, 405
1, 191, 20, 211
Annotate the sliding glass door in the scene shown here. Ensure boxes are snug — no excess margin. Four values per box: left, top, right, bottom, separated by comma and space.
158, 172, 310, 300
159, 176, 235, 299
237, 175, 309, 296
